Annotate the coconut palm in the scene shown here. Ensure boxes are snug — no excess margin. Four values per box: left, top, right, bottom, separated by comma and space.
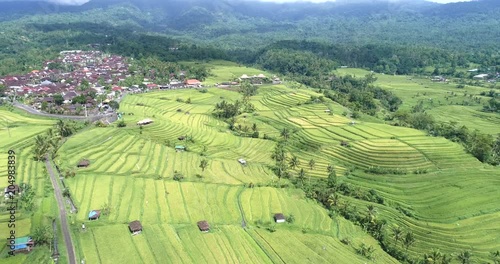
280, 127, 290, 141
327, 163, 335, 173
289, 155, 300, 170
457, 250, 472, 264
308, 159, 315, 170
297, 168, 306, 186
199, 159, 209, 172
392, 226, 403, 247
402, 231, 416, 253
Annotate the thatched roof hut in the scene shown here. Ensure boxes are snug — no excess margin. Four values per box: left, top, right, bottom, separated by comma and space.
274, 213, 286, 223
77, 159, 90, 168
129, 220, 143, 234
197, 221, 210, 232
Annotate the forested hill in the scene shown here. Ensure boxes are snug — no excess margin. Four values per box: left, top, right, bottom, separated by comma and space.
0, 0, 499, 51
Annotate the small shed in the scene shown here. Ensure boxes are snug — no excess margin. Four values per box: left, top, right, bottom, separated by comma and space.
88, 210, 101, 220
274, 213, 286, 223
129, 220, 142, 234
175, 145, 185, 152
238, 158, 247, 165
77, 159, 90, 168
4, 184, 22, 196
197, 221, 210, 232
137, 118, 153, 126
9, 236, 34, 254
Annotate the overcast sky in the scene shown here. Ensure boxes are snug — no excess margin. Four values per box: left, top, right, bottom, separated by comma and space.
43, 0, 473, 5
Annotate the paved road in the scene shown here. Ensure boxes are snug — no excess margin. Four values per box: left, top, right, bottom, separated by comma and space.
45, 159, 77, 264
13, 102, 115, 121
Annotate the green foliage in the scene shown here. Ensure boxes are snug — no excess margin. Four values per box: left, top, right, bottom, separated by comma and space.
32, 225, 53, 246
117, 120, 126, 127
173, 170, 184, 181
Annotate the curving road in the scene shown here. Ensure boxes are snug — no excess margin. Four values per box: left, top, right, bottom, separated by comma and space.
13, 102, 116, 121
45, 158, 77, 264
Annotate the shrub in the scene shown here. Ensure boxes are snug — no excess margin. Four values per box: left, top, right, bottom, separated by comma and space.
117, 120, 126, 127
173, 171, 184, 181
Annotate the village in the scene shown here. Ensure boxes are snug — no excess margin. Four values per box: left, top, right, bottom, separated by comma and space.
0, 50, 206, 116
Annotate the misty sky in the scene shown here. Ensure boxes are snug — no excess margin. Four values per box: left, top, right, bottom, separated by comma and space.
42, 0, 472, 5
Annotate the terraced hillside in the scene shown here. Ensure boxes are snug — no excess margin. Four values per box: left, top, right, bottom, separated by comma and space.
0, 109, 62, 263
9, 62, 497, 263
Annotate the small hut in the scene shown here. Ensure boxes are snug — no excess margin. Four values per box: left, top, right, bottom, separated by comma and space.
238, 158, 247, 165
340, 141, 350, 147
4, 184, 22, 196
178, 136, 186, 141
77, 159, 90, 168
137, 118, 153, 126
88, 210, 101, 221
197, 221, 210, 232
274, 213, 286, 223
175, 145, 185, 152
129, 220, 143, 235
9, 236, 34, 254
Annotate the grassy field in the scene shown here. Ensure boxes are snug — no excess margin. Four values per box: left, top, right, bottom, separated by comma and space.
0, 108, 60, 263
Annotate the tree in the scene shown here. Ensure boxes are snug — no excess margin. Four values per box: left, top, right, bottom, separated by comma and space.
393, 227, 406, 246
33, 134, 50, 161
32, 225, 53, 246
55, 119, 74, 138
53, 94, 64, 105
109, 100, 120, 110
366, 204, 377, 223
402, 231, 416, 253
297, 168, 306, 186
199, 159, 209, 172
280, 127, 290, 141
289, 155, 300, 170
491, 250, 500, 264
308, 159, 315, 170
327, 163, 335, 173
252, 123, 258, 132
327, 170, 337, 188
457, 250, 472, 264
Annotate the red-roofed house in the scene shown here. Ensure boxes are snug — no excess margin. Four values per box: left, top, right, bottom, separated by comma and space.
185, 79, 202, 88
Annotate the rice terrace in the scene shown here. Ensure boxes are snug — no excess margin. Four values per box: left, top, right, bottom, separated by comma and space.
1, 59, 499, 264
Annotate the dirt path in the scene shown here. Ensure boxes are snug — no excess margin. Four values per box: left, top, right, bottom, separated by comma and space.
45, 159, 77, 264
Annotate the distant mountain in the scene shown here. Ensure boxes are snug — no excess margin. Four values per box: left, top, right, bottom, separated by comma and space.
0, 0, 498, 51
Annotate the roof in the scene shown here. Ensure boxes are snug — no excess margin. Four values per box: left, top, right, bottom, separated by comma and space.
4, 184, 21, 194
240, 74, 249, 79
137, 119, 153, 125
175, 145, 185, 149
78, 159, 90, 166
129, 220, 142, 232
238, 158, 246, 164
197, 220, 210, 231
14, 236, 32, 245
185, 79, 201, 85
88, 210, 101, 219
274, 213, 285, 220
257, 74, 266, 78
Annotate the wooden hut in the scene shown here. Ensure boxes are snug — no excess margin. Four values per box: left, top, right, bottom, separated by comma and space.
129, 220, 143, 235
274, 213, 286, 223
4, 184, 22, 196
197, 221, 210, 232
77, 159, 90, 168
88, 210, 101, 220
8, 236, 34, 254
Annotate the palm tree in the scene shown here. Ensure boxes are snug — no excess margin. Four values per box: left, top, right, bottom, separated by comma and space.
33, 134, 49, 161
280, 127, 290, 141
392, 226, 403, 247
308, 159, 315, 170
289, 155, 300, 170
327, 170, 337, 188
431, 249, 442, 263
297, 168, 306, 186
199, 159, 209, 172
366, 205, 377, 223
327, 163, 335, 173
457, 250, 472, 264
491, 250, 500, 264
327, 193, 339, 209
441, 254, 452, 264
402, 231, 416, 254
